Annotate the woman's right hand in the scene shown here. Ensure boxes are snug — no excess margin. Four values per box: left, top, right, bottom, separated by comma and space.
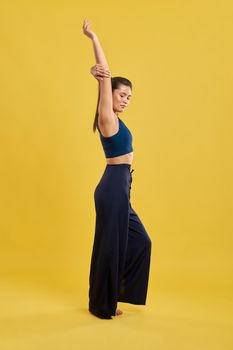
90, 64, 111, 81
83, 19, 96, 40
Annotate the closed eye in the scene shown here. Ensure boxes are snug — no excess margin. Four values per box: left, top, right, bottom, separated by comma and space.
121, 94, 131, 100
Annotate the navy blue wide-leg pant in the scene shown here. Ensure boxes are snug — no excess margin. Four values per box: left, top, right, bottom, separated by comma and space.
88, 163, 152, 319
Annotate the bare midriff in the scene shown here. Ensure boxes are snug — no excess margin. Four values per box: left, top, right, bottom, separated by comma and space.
106, 151, 134, 165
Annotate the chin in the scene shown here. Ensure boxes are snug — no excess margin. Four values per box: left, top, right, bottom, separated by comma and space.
114, 107, 124, 114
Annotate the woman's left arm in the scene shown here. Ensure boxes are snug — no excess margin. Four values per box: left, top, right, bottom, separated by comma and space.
90, 64, 111, 81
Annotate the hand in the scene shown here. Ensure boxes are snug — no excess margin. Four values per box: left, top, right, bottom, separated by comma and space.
83, 19, 96, 40
90, 64, 112, 81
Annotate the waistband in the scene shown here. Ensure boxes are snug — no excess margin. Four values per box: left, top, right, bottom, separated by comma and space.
106, 163, 135, 174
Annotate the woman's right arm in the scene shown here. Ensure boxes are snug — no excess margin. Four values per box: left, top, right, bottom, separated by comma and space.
83, 19, 114, 127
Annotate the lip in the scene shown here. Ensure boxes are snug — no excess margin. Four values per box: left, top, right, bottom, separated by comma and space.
121, 105, 126, 108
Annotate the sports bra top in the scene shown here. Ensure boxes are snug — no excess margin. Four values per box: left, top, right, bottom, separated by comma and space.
97, 116, 133, 158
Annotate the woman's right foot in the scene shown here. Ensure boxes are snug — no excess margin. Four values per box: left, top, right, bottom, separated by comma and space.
115, 309, 123, 316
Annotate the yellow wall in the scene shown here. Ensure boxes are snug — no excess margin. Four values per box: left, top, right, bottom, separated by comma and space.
0, 0, 232, 348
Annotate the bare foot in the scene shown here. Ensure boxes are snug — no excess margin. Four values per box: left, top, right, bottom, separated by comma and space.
115, 309, 123, 316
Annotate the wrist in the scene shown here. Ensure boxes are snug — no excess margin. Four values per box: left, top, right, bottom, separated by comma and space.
92, 33, 98, 41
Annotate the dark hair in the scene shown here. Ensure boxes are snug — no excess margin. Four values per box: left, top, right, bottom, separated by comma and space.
93, 76, 133, 133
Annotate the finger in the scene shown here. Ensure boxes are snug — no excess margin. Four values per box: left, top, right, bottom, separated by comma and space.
97, 69, 108, 75
97, 64, 107, 69
98, 70, 110, 76
96, 66, 111, 74
99, 73, 110, 78
100, 68, 110, 74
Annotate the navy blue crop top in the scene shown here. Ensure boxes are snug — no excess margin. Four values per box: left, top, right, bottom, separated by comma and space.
97, 117, 133, 158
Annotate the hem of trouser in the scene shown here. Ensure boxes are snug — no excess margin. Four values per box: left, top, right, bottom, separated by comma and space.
117, 297, 146, 305
89, 307, 114, 320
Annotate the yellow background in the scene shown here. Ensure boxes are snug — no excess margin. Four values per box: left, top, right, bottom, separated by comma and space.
0, 0, 232, 349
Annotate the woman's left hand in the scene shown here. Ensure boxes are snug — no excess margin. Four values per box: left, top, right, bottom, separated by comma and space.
90, 64, 111, 81
83, 19, 96, 40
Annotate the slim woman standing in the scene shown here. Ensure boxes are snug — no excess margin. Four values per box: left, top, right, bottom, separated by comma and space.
83, 19, 152, 320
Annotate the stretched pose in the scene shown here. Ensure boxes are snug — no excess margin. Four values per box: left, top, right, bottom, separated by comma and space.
83, 19, 152, 319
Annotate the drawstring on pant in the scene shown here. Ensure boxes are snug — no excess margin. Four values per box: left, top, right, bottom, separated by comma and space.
130, 168, 134, 189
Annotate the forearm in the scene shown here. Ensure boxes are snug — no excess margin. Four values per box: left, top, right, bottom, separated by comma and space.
92, 35, 110, 70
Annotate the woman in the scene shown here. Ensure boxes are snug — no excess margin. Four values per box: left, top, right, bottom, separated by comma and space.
83, 19, 152, 320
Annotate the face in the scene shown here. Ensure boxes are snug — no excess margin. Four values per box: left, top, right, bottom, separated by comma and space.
112, 84, 132, 114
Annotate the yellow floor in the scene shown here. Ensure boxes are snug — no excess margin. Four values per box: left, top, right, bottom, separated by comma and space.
1, 277, 232, 350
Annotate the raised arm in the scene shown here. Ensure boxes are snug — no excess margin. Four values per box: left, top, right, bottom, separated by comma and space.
90, 64, 111, 81
83, 19, 114, 127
